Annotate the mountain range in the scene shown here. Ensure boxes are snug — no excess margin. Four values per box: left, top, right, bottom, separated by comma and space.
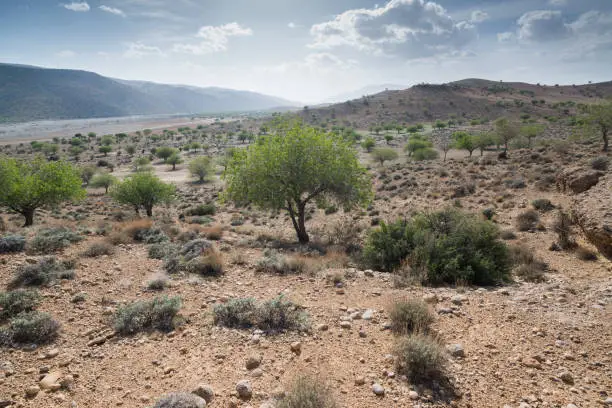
0, 63, 297, 123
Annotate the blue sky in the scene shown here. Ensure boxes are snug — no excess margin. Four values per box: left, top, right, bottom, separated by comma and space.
1, 0, 611, 102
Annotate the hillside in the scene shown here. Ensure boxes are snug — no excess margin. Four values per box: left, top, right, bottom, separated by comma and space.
0, 64, 296, 123
299, 79, 612, 128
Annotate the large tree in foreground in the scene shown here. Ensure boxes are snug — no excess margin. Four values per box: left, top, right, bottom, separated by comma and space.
110, 173, 175, 217
223, 122, 372, 243
0, 157, 85, 226
580, 101, 611, 151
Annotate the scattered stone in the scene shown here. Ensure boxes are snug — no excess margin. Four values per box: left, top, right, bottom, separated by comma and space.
559, 371, 574, 385
45, 348, 60, 359
290, 342, 302, 355
245, 355, 262, 370
316, 324, 329, 331
236, 380, 252, 400
40, 371, 62, 391
25, 386, 40, 399
192, 384, 214, 403
408, 390, 419, 400
423, 294, 438, 304
340, 321, 351, 329
372, 383, 385, 396
354, 376, 365, 386
361, 309, 374, 320
451, 295, 466, 305
447, 344, 465, 358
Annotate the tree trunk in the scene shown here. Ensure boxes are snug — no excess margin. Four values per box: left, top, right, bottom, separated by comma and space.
603, 129, 609, 152
172, 163, 176, 170
22, 209, 35, 227
296, 203, 309, 243
443, 151, 447, 162
145, 205, 153, 217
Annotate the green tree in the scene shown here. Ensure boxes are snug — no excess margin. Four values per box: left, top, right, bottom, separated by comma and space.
133, 156, 151, 172
520, 124, 545, 148
494, 118, 519, 151
223, 122, 372, 243
580, 101, 611, 151
125, 145, 136, 156
454, 132, 476, 157
110, 172, 175, 217
166, 152, 183, 170
384, 134, 394, 145
371, 147, 399, 166
156, 147, 177, 162
100, 135, 115, 146
474, 132, 495, 156
0, 157, 85, 226
89, 173, 118, 193
80, 165, 97, 185
405, 135, 433, 156
99, 145, 112, 156
188, 156, 213, 183
361, 137, 376, 152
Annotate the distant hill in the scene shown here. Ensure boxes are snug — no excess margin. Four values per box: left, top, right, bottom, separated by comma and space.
299, 79, 612, 128
0, 63, 297, 123
325, 84, 407, 104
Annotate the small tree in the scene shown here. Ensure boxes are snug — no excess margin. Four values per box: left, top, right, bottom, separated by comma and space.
125, 145, 136, 156
384, 134, 394, 145
361, 137, 376, 152
166, 152, 183, 170
0, 157, 85, 226
223, 122, 372, 243
156, 147, 177, 162
371, 148, 399, 166
80, 165, 97, 185
520, 124, 545, 148
436, 134, 452, 161
405, 135, 433, 157
133, 156, 151, 172
580, 101, 611, 151
474, 132, 494, 156
110, 173, 175, 217
188, 156, 213, 183
494, 117, 519, 152
454, 132, 476, 157
89, 173, 118, 193
99, 146, 112, 156
100, 135, 115, 146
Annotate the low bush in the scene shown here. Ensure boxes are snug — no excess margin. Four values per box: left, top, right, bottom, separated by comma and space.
1, 311, 60, 346
0, 290, 40, 319
28, 228, 82, 254
412, 148, 439, 161
184, 249, 224, 276
510, 245, 547, 282
277, 376, 337, 408
9, 257, 72, 288
186, 204, 216, 216
388, 299, 433, 335
148, 243, 179, 260
394, 334, 445, 383
147, 275, 168, 291
516, 210, 539, 231
201, 225, 223, 240
213, 296, 308, 333
153, 392, 206, 408
575, 246, 598, 261
113, 296, 181, 335
134, 227, 168, 244
552, 210, 576, 250
82, 241, 115, 257
591, 156, 609, 171
500, 230, 517, 240
256, 250, 308, 275
532, 198, 554, 212
0, 235, 26, 254
362, 209, 511, 285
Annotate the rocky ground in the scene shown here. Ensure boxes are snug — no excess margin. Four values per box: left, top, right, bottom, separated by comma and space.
0, 143, 611, 408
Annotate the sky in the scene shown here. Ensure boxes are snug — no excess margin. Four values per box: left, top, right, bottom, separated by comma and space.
1, 0, 611, 103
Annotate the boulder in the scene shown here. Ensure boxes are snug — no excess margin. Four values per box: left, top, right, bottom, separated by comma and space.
572, 175, 612, 260
556, 167, 603, 194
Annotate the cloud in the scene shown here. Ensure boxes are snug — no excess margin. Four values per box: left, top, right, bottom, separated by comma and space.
288, 22, 297, 29
56, 50, 76, 57
308, 0, 477, 59
569, 10, 612, 36
123, 42, 165, 58
99, 5, 126, 17
517, 10, 571, 41
548, 0, 567, 6
497, 32, 515, 43
470, 10, 489, 23
62, 2, 90, 12
173, 22, 253, 55
258, 53, 358, 75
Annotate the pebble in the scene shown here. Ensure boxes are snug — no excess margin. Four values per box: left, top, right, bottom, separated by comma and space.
245, 355, 262, 370
290, 342, 302, 354
423, 294, 438, 304
447, 344, 465, 358
559, 371, 574, 385
316, 324, 329, 331
408, 390, 419, 400
25, 386, 40, 398
354, 376, 365, 386
192, 384, 214, 403
340, 321, 351, 329
372, 383, 385, 396
451, 295, 466, 305
236, 380, 252, 399
40, 371, 62, 391
361, 309, 375, 320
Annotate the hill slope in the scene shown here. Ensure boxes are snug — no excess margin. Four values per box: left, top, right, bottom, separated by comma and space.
0, 63, 296, 122
299, 79, 612, 128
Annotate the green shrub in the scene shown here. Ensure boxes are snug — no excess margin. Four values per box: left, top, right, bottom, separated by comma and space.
389, 299, 433, 335
113, 296, 181, 335
482, 208, 495, 220
362, 209, 511, 285
134, 227, 168, 244
81, 241, 115, 257
412, 148, 439, 161
184, 250, 224, 276
500, 230, 517, 240
532, 198, 554, 212
148, 243, 179, 260
186, 204, 216, 216
9, 257, 72, 288
1, 311, 60, 345
28, 228, 82, 254
153, 393, 206, 408
277, 376, 337, 408
147, 276, 168, 291
591, 156, 609, 171
256, 250, 307, 275
510, 245, 547, 282
394, 334, 445, 383
0, 235, 26, 253
213, 296, 308, 333
516, 210, 539, 231
0, 290, 41, 319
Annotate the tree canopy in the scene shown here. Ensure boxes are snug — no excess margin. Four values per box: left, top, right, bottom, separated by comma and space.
110, 172, 175, 217
223, 122, 372, 243
580, 101, 611, 151
0, 157, 85, 226
188, 156, 214, 183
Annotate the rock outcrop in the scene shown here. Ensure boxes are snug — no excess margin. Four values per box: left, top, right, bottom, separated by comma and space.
556, 167, 604, 194
572, 175, 612, 259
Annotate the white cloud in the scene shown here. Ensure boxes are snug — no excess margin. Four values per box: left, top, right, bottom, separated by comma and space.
99, 5, 126, 17
517, 10, 571, 41
309, 0, 477, 59
123, 42, 165, 58
497, 32, 515, 43
173, 22, 253, 55
470, 10, 489, 23
62, 2, 90, 12
288, 22, 297, 29
548, 0, 567, 6
56, 50, 76, 57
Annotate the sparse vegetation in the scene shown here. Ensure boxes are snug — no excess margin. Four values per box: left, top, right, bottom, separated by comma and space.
394, 334, 445, 383
388, 299, 433, 335
28, 227, 82, 254
516, 210, 540, 231
0, 235, 26, 253
153, 392, 206, 408
82, 241, 115, 257
9, 257, 73, 288
1, 311, 60, 346
113, 296, 182, 335
0, 289, 41, 319
277, 376, 337, 408
111, 172, 175, 217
